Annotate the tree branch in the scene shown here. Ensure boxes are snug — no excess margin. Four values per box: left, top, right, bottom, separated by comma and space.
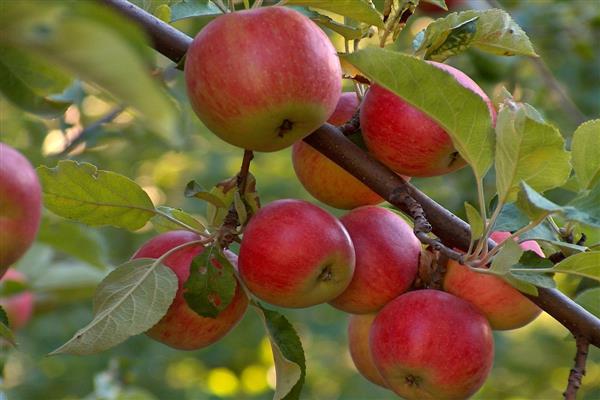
563, 335, 589, 400
100, 0, 600, 348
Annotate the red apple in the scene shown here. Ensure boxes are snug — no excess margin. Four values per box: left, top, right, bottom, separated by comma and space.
185, 6, 342, 152
238, 199, 355, 308
347, 313, 387, 388
360, 62, 496, 177
292, 92, 384, 209
443, 231, 543, 330
0, 143, 42, 277
371, 290, 494, 400
132, 231, 248, 350
329, 206, 420, 313
0, 268, 34, 330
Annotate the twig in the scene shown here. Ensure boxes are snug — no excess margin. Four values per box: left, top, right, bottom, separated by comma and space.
58, 106, 124, 156
563, 335, 589, 400
337, 108, 361, 136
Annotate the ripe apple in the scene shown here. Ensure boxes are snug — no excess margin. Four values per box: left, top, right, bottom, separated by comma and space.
347, 313, 387, 388
329, 206, 420, 313
292, 92, 384, 209
0, 143, 42, 276
371, 290, 494, 400
132, 231, 248, 350
0, 268, 34, 330
360, 62, 496, 177
443, 231, 543, 330
238, 199, 355, 308
185, 6, 342, 152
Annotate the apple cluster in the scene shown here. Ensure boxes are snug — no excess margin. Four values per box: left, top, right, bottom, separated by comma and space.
0, 143, 41, 330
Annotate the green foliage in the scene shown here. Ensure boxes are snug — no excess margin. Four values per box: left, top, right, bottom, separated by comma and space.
170, 0, 222, 22
342, 47, 494, 180
414, 9, 537, 62
495, 100, 571, 204
571, 119, 600, 190
575, 288, 600, 318
50, 258, 178, 355
183, 246, 237, 318
256, 303, 306, 400
152, 206, 207, 233
38, 160, 156, 231
464, 201, 484, 239
553, 252, 600, 282
283, 0, 384, 28
0, 306, 16, 347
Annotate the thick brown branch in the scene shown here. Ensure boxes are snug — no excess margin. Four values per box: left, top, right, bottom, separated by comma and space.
101, 0, 600, 348
563, 335, 589, 400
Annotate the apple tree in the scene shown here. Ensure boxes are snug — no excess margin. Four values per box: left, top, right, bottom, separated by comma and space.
1, 0, 599, 399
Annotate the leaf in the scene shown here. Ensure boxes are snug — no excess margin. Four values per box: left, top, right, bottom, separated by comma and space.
571, 119, 600, 190
50, 258, 178, 355
552, 252, 600, 282
0, 50, 70, 118
414, 9, 537, 61
420, 0, 447, 9
152, 206, 207, 233
233, 191, 248, 226
494, 203, 529, 232
37, 217, 107, 268
0, 307, 16, 347
568, 185, 600, 228
574, 288, 600, 318
170, 0, 222, 22
504, 274, 538, 296
342, 48, 494, 180
183, 246, 236, 318
37, 160, 156, 231
185, 180, 228, 208
255, 303, 305, 400
308, 10, 367, 40
490, 238, 523, 275
495, 102, 571, 204
283, 0, 384, 28
517, 181, 563, 221
464, 202, 483, 240
1, 1, 179, 142
531, 240, 587, 256
509, 271, 555, 289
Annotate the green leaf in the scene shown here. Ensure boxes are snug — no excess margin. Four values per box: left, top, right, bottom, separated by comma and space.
255, 303, 306, 400
509, 271, 555, 289
571, 119, 600, 190
495, 102, 571, 204
0, 280, 28, 297
185, 180, 228, 208
37, 160, 156, 231
494, 203, 529, 232
183, 246, 237, 318
531, 239, 587, 256
283, 0, 384, 28
342, 48, 494, 180
490, 238, 523, 275
308, 10, 367, 40
517, 181, 563, 221
574, 288, 600, 318
233, 191, 248, 227
154, 4, 172, 22
464, 202, 483, 240
420, 0, 447, 9
50, 258, 178, 355
0, 308, 16, 347
0, 49, 70, 118
170, 0, 222, 22
552, 251, 600, 282
568, 185, 600, 228
37, 217, 107, 268
1, 1, 179, 141
414, 9, 537, 61
152, 206, 207, 234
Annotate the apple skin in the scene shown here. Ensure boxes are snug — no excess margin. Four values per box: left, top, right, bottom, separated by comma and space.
329, 206, 420, 313
370, 290, 494, 400
348, 313, 387, 388
238, 199, 355, 308
185, 6, 342, 152
443, 231, 543, 330
132, 231, 248, 350
0, 143, 42, 276
0, 268, 34, 330
360, 62, 496, 177
292, 92, 384, 209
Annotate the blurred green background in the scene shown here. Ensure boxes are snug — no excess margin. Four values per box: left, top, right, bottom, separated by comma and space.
1, 0, 599, 399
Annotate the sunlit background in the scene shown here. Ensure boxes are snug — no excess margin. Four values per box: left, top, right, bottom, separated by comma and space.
1, 0, 599, 399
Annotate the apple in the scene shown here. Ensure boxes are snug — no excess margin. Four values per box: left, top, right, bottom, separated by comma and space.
0, 143, 42, 277
185, 6, 342, 152
370, 290, 494, 400
0, 268, 34, 330
132, 230, 248, 350
238, 199, 355, 308
329, 206, 420, 313
360, 62, 496, 177
443, 231, 543, 330
347, 313, 387, 388
292, 92, 384, 209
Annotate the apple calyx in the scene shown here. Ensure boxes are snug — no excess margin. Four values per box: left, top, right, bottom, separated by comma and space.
277, 119, 294, 137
